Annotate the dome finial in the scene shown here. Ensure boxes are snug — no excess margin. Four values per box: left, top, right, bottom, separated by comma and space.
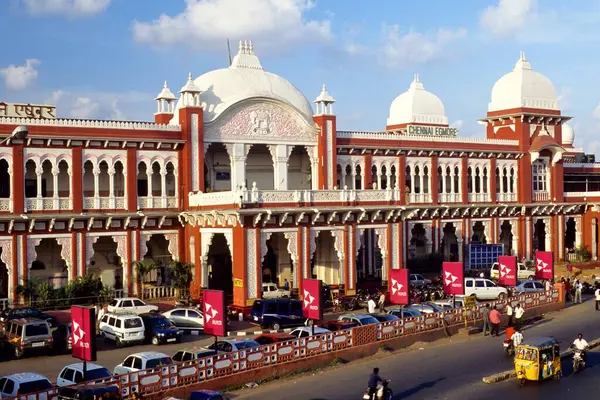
163, 81, 168, 88
248, 40, 254, 54
187, 72, 193, 81
413, 73, 420, 83
520, 50, 527, 61
243, 40, 249, 54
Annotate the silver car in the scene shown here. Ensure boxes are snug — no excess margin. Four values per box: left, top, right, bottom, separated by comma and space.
387, 308, 422, 319
162, 307, 204, 330
513, 280, 545, 294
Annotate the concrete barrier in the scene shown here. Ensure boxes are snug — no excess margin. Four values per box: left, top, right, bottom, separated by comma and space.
482, 337, 600, 384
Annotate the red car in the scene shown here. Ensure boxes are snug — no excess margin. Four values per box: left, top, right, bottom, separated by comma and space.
254, 332, 296, 345
318, 320, 358, 332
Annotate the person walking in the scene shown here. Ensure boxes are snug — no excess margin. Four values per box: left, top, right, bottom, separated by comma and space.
505, 303, 514, 327
574, 280, 583, 304
378, 290, 386, 313
283, 279, 290, 291
367, 296, 377, 314
595, 286, 600, 311
481, 303, 491, 336
545, 279, 552, 292
489, 306, 501, 337
514, 303, 524, 331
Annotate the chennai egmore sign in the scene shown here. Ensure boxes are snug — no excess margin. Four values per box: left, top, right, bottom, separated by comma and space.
407, 124, 458, 137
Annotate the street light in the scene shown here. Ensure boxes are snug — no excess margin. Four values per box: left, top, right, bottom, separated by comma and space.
0, 125, 29, 145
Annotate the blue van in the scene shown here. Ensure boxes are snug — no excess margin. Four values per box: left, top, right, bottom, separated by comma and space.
249, 299, 305, 330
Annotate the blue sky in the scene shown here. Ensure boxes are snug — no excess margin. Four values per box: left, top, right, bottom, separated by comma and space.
2, 0, 600, 155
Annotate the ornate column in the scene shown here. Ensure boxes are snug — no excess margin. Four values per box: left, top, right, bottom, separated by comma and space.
108, 165, 116, 209
147, 168, 154, 208
512, 220, 520, 257
456, 224, 464, 262
558, 214, 565, 260
441, 166, 447, 198
544, 218, 552, 253
0, 239, 14, 303
269, 144, 289, 190
525, 216, 532, 259
93, 165, 100, 208
35, 165, 43, 210
52, 165, 60, 209
575, 216, 583, 249
593, 218, 598, 261
174, 171, 179, 202
56, 236, 72, 280
160, 169, 168, 208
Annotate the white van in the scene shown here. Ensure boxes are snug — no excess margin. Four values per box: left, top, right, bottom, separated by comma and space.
490, 262, 534, 281
99, 313, 145, 347
464, 278, 508, 300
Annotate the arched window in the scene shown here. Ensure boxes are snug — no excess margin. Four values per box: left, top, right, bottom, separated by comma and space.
502, 168, 508, 193
371, 165, 377, 189
483, 167, 488, 193
475, 167, 481, 193
405, 166, 412, 192
390, 165, 397, 189
423, 166, 429, 194
510, 168, 515, 193
380, 165, 388, 189
495, 167, 501, 194
355, 165, 362, 189
467, 167, 473, 193
414, 166, 421, 194
336, 164, 342, 188
453, 166, 459, 193
445, 166, 451, 193
532, 160, 548, 192
437, 166, 443, 193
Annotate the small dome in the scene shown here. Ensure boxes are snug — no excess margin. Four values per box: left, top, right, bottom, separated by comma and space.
562, 123, 574, 146
155, 81, 177, 101
387, 74, 447, 127
170, 40, 314, 125
489, 52, 559, 112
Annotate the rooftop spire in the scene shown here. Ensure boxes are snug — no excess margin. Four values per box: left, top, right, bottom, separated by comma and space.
155, 80, 176, 101
409, 73, 424, 90
231, 39, 263, 70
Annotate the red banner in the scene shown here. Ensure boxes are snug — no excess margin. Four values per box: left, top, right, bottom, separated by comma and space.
302, 279, 323, 321
497, 256, 517, 286
203, 290, 226, 337
535, 251, 554, 280
442, 262, 464, 295
71, 306, 97, 362
389, 269, 409, 305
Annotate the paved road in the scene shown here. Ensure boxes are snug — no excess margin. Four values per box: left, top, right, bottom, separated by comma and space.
230, 299, 600, 400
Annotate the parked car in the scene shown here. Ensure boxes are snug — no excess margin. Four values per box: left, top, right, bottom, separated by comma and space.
387, 308, 422, 319
113, 352, 173, 375
409, 274, 432, 287
370, 313, 400, 323
406, 303, 444, 314
464, 277, 508, 300
162, 307, 204, 330
289, 327, 331, 338
254, 332, 296, 345
0, 373, 52, 398
56, 363, 113, 387
107, 298, 158, 315
189, 390, 227, 400
433, 295, 473, 309
490, 262, 534, 281
57, 384, 120, 400
250, 299, 305, 330
172, 347, 217, 363
99, 313, 145, 347
1, 318, 53, 359
0, 307, 57, 328
513, 280, 545, 294
207, 339, 260, 354
52, 323, 72, 354
139, 313, 182, 345
318, 320, 358, 332
261, 283, 290, 299
337, 314, 380, 326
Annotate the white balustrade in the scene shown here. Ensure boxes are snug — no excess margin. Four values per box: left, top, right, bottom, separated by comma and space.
468, 193, 490, 203
564, 191, 600, 198
408, 193, 432, 203
0, 199, 11, 212
143, 286, 176, 299
533, 192, 549, 202
25, 197, 72, 211
137, 196, 179, 209
496, 193, 517, 202
438, 193, 461, 203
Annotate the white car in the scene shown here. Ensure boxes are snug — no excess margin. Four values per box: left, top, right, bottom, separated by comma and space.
409, 274, 432, 287
99, 313, 145, 346
107, 297, 159, 315
113, 352, 173, 375
57, 363, 113, 387
464, 278, 508, 300
261, 283, 290, 299
490, 262, 534, 281
0, 373, 52, 398
290, 326, 331, 338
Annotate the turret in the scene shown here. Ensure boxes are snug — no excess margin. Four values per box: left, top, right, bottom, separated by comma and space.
154, 81, 177, 124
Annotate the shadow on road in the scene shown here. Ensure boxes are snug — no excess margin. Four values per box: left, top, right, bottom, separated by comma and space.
394, 377, 445, 398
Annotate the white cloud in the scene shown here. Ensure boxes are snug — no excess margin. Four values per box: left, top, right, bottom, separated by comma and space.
379, 24, 467, 69
451, 120, 464, 130
21, 0, 111, 17
132, 0, 331, 52
480, 0, 536, 37
0, 59, 40, 91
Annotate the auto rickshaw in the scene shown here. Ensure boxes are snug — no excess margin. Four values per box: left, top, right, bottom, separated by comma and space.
514, 336, 562, 386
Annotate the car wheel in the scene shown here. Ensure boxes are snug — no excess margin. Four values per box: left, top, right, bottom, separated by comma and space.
15, 347, 23, 359
272, 322, 281, 331
116, 337, 122, 348
151, 336, 160, 345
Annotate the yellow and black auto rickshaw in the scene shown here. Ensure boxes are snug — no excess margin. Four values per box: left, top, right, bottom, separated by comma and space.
514, 336, 562, 386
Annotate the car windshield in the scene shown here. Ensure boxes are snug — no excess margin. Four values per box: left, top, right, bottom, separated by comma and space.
252, 301, 262, 313
358, 316, 379, 325
17, 379, 52, 395
124, 318, 143, 329
375, 315, 396, 321
87, 367, 113, 380
151, 317, 174, 328
236, 341, 259, 349
25, 324, 49, 336
146, 357, 173, 369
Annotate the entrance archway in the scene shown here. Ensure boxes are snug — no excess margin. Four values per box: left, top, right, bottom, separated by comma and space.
311, 231, 342, 285
533, 219, 546, 252
261, 233, 293, 288
565, 217, 576, 252
206, 233, 233, 301
440, 223, 459, 261
30, 239, 68, 288
355, 229, 384, 289
141, 234, 174, 286
499, 220, 513, 255
0, 248, 8, 299
246, 144, 274, 190
471, 221, 487, 244
288, 146, 311, 190
408, 223, 428, 259
89, 236, 123, 290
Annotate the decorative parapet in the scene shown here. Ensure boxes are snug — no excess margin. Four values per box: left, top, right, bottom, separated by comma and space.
564, 163, 600, 168
336, 130, 519, 146
564, 191, 600, 197
0, 117, 181, 131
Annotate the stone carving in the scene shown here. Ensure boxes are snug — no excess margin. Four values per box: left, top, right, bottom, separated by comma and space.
85, 235, 101, 267
392, 224, 400, 270
374, 228, 387, 258
140, 233, 152, 260
211, 103, 317, 142
331, 230, 345, 262
260, 231, 273, 263
164, 233, 179, 261
246, 229, 257, 299
347, 228, 354, 288
302, 227, 309, 280
0, 240, 12, 276
27, 238, 42, 268
309, 230, 318, 259
327, 120, 334, 188
114, 235, 128, 288
56, 237, 72, 273
283, 231, 298, 264
191, 114, 200, 192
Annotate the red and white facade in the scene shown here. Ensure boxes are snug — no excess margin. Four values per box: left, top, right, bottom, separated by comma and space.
0, 43, 598, 309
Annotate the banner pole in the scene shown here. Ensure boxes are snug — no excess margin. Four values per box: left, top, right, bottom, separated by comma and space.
83, 359, 87, 382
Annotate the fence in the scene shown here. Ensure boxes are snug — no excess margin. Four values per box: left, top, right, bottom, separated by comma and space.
12, 290, 560, 400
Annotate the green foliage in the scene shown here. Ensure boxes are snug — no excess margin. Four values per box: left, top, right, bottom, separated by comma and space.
131, 260, 156, 299
15, 274, 108, 309
575, 245, 592, 262
170, 261, 193, 291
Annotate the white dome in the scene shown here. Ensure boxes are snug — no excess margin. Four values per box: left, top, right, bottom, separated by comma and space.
562, 123, 574, 146
387, 74, 448, 127
170, 41, 313, 125
489, 52, 559, 112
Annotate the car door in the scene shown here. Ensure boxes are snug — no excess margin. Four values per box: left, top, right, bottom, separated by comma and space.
106, 316, 117, 339
120, 299, 134, 313
484, 280, 498, 298
533, 282, 544, 291
474, 280, 487, 298
186, 309, 204, 328
523, 282, 534, 293
132, 299, 147, 314
2, 378, 15, 397
57, 367, 74, 386
168, 309, 187, 327
116, 356, 135, 374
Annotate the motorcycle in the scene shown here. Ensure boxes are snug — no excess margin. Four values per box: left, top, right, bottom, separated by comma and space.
503, 339, 514, 357
362, 380, 393, 400
573, 349, 585, 373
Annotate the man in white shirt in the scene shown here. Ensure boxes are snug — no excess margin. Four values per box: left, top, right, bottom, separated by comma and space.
505, 304, 513, 327
367, 297, 377, 314
574, 280, 583, 304
514, 303, 524, 331
511, 329, 523, 348
573, 333, 589, 363
378, 290, 386, 313
545, 280, 552, 292
595, 287, 600, 311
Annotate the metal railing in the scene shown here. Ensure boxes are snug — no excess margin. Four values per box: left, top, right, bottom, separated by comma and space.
533, 191, 549, 202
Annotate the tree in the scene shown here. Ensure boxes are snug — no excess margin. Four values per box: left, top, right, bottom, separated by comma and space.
132, 260, 156, 300
170, 261, 193, 298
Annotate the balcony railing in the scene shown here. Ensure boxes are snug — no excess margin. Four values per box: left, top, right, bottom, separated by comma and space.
468, 193, 490, 203
533, 191, 550, 202
0, 199, 11, 212
26, 198, 72, 211
83, 197, 126, 210
438, 193, 461, 203
496, 193, 517, 202
137, 196, 179, 209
